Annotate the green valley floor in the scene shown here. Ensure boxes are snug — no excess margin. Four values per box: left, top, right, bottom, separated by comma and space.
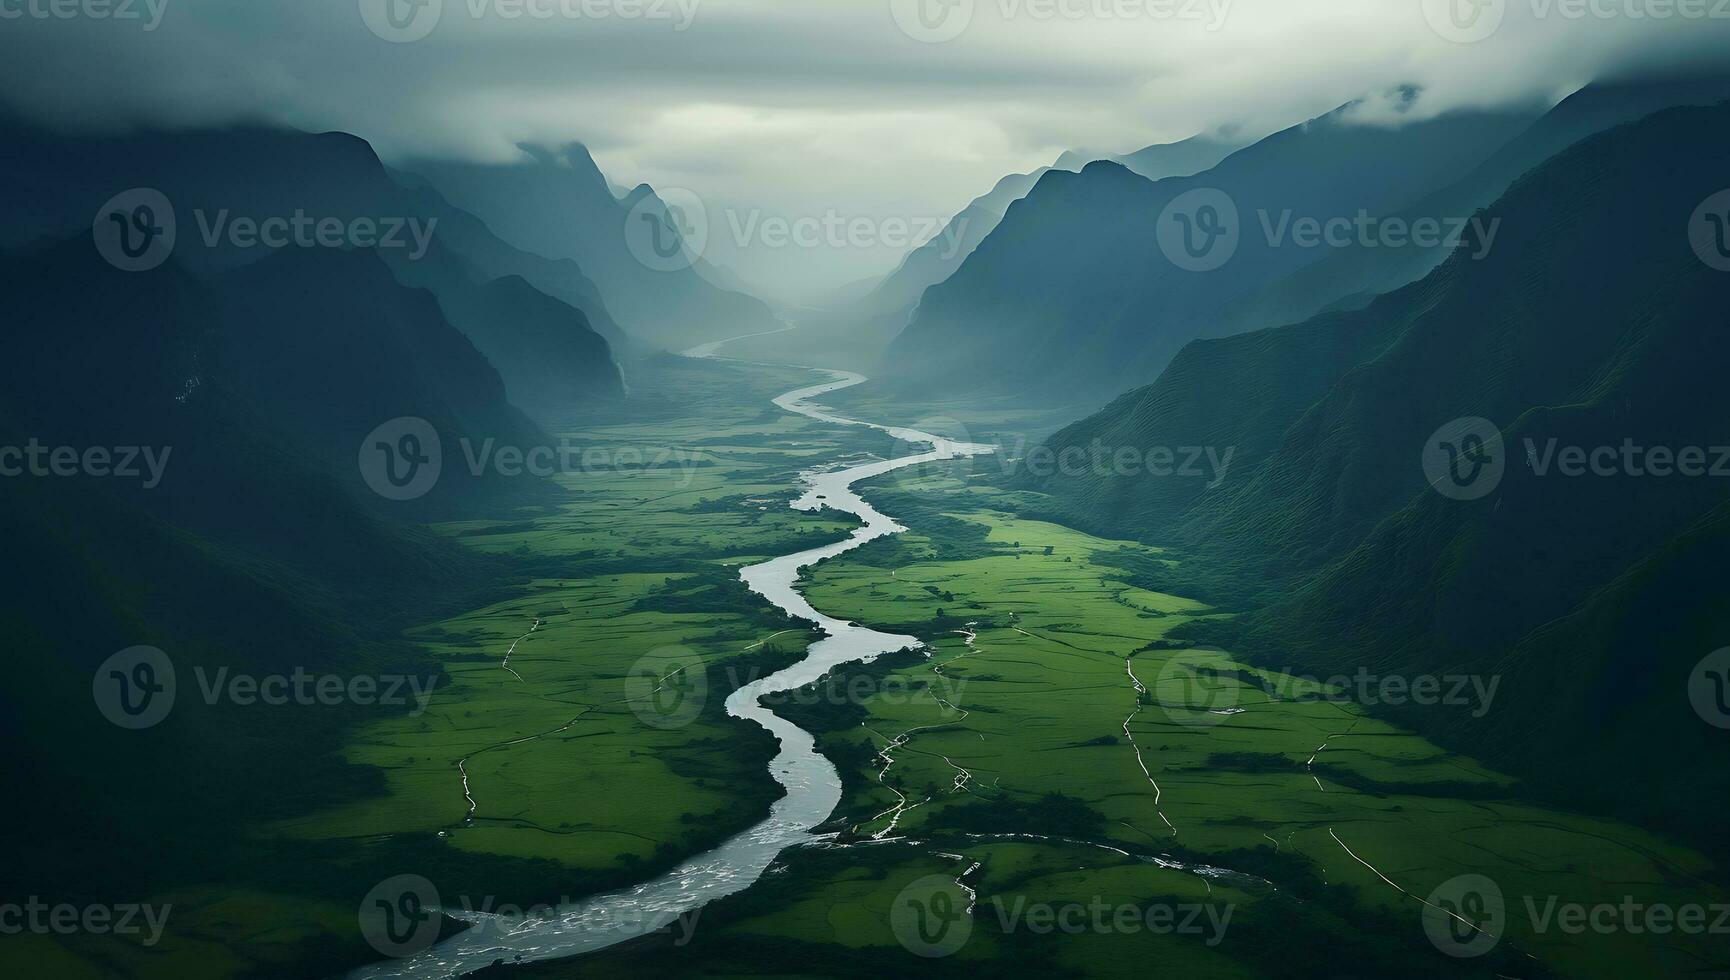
25, 353, 1727, 979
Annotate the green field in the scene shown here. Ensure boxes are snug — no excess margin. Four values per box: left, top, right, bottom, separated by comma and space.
26, 354, 1727, 979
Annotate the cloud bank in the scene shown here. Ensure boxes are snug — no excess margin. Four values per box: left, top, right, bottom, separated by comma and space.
3, 0, 1726, 295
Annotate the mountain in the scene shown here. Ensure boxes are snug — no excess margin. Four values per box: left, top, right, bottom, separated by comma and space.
886, 92, 1541, 403
215, 246, 550, 485
0, 233, 542, 978
1211, 73, 1730, 338
1058, 131, 1247, 182
1014, 100, 1730, 854
386, 239, 627, 417
402, 145, 782, 351
0, 119, 633, 379
861, 168, 1050, 321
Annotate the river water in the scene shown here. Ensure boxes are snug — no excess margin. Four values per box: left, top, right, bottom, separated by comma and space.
349, 347, 993, 978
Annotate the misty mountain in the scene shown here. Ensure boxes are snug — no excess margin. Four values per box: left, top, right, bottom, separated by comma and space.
1014, 100, 1730, 850
402, 145, 782, 351
1056, 131, 1247, 182
1212, 73, 1730, 338
215, 246, 548, 474
885, 92, 1541, 403
386, 239, 626, 419
0, 119, 633, 380
0, 234, 547, 972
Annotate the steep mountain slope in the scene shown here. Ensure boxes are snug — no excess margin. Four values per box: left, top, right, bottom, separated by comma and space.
887, 95, 1540, 401
0, 235, 539, 976
403, 145, 781, 350
386, 239, 627, 417
1212, 73, 1730, 337
1018, 101, 1730, 852
215, 246, 550, 490
861, 168, 1051, 322
0, 119, 631, 375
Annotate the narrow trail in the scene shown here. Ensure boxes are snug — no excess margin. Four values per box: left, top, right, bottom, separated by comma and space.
859, 624, 983, 838
499, 619, 543, 683
1122, 657, 1179, 837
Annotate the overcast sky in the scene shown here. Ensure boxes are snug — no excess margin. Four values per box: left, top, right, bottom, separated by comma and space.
2, 0, 1726, 297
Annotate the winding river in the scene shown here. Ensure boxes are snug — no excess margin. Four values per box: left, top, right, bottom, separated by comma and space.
350, 340, 993, 978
